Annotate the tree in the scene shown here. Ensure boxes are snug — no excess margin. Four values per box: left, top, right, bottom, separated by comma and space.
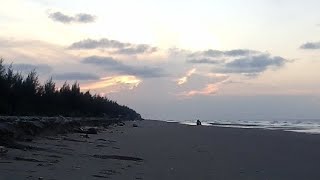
0, 59, 141, 119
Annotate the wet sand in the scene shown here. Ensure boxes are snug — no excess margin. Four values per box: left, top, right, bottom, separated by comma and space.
1, 120, 320, 180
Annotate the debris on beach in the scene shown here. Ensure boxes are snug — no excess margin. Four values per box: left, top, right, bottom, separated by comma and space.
15, 157, 45, 163
92, 174, 109, 178
63, 137, 86, 143
87, 128, 98, 134
80, 134, 90, 138
93, 154, 143, 162
0, 146, 8, 154
75, 127, 98, 134
117, 122, 125, 126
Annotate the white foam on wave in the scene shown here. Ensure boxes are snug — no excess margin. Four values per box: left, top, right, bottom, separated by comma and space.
286, 129, 320, 134
165, 119, 320, 134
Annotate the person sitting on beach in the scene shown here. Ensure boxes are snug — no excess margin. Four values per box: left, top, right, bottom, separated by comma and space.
196, 119, 202, 126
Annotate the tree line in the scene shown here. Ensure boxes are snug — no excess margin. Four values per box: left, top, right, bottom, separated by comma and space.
0, 59, 141, 120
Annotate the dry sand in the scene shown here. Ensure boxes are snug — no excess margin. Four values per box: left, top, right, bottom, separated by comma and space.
1, 120, 320, 180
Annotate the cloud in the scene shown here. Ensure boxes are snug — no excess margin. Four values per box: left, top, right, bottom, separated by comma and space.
205, 73, 229, 78
300, 41, 320, 49
69, 38, 157, 55
185, 48, 288, 76
188, 49, 259, 58
52, 72, 99, 81
168, 48, 191, 57
8, 63, 52, 74
48, 11, 96, 24
201, 49, 224, 57
0, 38, 76, 66
82, 56, 120, 66
75, 13, 96, 23
187, 58, 222, 64
224, 49, 259, 57
177, 68, 196, 85
69, 39, 128, 49
178, 84, 219, 97
82, 56, 166, 78
177, 75, 231, 97
218, 54, 287, 74
116, 44, 158, 55
82, 75, 141, 91
186, 49, 259, 66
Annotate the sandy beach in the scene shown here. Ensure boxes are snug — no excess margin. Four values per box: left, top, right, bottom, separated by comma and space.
1, 119, 320, 180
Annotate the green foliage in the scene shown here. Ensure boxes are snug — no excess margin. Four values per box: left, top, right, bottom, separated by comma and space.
0, 59, 141, 120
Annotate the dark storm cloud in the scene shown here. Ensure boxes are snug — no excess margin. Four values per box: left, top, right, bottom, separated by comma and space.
82, 56, 166, 78
300, 41, 320, 49
69, 38, 158, 55
52, 72, 99, 81
216, 54, 287, 74
48, 11, 96, 24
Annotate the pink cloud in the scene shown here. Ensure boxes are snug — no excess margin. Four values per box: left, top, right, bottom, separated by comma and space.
179, 84, 219, 97
82, 75, 141, 93
177, 68, 196, 85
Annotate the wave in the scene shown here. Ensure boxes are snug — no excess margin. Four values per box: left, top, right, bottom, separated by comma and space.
167, 119, 320, 134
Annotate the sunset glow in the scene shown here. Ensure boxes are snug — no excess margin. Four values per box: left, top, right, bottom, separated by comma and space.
82, 75, 141, 91
1, 0, 320, 120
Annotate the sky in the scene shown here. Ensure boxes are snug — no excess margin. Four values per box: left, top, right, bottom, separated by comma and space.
1, 0, 320, 121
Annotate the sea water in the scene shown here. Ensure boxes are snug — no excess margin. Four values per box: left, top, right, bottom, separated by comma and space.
166, 119, 320, 134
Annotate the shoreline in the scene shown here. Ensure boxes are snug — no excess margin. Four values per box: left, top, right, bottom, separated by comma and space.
1, 119, 320, 179
162, 118, 320, 135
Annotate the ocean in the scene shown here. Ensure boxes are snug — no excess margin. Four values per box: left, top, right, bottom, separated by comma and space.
165, 119, 320, 134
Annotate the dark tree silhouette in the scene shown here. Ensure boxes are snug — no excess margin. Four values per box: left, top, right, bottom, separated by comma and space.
0, 59, 141, 120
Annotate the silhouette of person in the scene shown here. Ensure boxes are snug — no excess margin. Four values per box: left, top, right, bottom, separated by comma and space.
196, 119, 202, 126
